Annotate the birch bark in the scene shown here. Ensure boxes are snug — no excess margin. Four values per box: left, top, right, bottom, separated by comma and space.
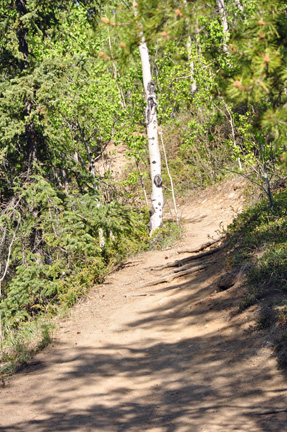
139, 42, 164, 234
183, 0, 197, 94
132, 1, 163, 234
216, 0, 229, 53
233, 0, 243, 12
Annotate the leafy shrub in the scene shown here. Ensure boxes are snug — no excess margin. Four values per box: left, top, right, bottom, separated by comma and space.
150, 222, 182, 250
228, 189, 287, 280
0, 176, 149, 331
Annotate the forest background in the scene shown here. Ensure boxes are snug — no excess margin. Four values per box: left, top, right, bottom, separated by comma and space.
1, 0, 287, 371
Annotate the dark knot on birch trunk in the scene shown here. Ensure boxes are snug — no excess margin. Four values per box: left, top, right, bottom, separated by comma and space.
147, 81, 156, 94
154, 174, 163, 187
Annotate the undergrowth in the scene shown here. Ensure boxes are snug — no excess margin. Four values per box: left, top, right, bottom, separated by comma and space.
150, 221, 183, 250
0, 320, 54, 376
227, 187, 287, 370
0, 176, 150, 374
0, 179, 183, 375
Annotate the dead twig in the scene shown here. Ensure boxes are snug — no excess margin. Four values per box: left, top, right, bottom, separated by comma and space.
177, 236, 225, 254
124, 293, 155, 298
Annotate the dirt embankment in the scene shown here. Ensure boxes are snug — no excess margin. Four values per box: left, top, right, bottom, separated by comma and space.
1, 178, 287, 432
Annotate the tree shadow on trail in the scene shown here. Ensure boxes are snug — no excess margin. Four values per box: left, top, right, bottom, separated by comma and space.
1, 256, 287, 431
2, 334, 287, 431
126, 255, 236, 330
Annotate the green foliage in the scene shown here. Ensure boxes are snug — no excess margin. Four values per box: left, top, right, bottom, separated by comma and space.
179, 110, 230, 186
228, 187, 287, 294
150, 221, 182, 250
0, 176, 149, 329
2, 0, 287, 374
0, 0, 152, 340
277, 300, 287, 328
226, 184, 287, 370
226, 0, 287, 140
0, 318, 55, 375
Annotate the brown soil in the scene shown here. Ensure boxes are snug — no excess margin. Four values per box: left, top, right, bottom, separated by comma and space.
94, 141, 128, 178
1, 178, 287, 432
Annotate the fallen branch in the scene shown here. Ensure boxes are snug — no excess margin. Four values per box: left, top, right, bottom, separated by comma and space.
177, 236, 225, 254
138, 264, 208, 288
149, 245, 225, 271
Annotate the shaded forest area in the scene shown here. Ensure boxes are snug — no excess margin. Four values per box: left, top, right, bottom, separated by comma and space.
1, 0, 287, 372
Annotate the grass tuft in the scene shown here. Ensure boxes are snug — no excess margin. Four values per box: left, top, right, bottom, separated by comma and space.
0, 319, 55, 376
227, 187, 287, 370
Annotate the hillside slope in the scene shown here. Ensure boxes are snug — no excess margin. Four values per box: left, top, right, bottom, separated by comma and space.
1, 179, 287, 432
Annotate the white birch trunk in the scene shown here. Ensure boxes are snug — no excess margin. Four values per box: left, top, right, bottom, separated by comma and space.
184, 0, 197, 94
233, 0, 243, 12
85, 144, 105, 247
216, 0, 229, 53
138, 42, 164, 234
186, 35, 197, 95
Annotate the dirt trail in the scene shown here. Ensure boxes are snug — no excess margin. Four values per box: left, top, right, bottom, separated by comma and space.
1, 179, 287, 432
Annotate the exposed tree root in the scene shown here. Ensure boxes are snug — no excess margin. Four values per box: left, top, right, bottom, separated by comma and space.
162, 260, 210, 277
248, 408, 287, 416
177, 235, 225, 254
138, 264, 208, 288
148, 245, 225, 272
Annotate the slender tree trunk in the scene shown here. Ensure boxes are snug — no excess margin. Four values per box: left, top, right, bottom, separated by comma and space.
136, 161, 149, 206
16, 0, 29, 71
263, 163, 274, 210
159, 129, 179, 224
234, 0, 243, 12
108, 34, 127, 109
133, 1, 163, 234
185, 35, 197, 95
221, 101, 242, 170
183, 0, 197, 94
216, 0, 229, 53
16, 0, 38, 174
259, 141, 274, 210
138, 42, 164, 234
85, 144, 105, 246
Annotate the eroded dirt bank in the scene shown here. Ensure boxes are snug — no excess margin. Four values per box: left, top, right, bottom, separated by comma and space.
1, 179, 287, 432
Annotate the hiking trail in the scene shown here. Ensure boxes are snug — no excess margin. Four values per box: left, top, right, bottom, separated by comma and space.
1, 178, 287, 432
